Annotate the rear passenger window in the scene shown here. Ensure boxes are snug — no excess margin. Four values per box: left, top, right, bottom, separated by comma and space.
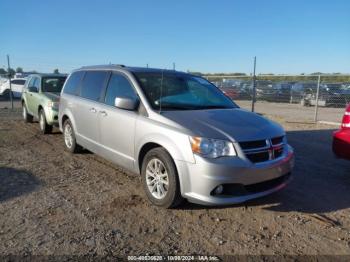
104, 74, 137, 106
80, 71, 109, 101
11, 79, 25, 85
63, 71, 84, 95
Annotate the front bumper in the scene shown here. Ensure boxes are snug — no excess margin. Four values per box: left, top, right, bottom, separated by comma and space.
45, 108, 59, 126
176, 145, 294, 206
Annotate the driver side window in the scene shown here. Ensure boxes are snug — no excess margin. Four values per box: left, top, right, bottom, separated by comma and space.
104, 73, 137, 106
28, 77, 39, 92
33, 78, 40, 92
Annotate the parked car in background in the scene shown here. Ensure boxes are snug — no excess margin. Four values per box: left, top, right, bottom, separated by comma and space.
257, 82, 293, 102
290, 82, 318, 105
255, 80, 273, 100
290, 82, 350, 107
22, 74, 67, 134
318, 83, 350, 107
59, 65, 294, 208
0, 78, 27, 98
220, 86, 239, 100
333, 104, 350, 160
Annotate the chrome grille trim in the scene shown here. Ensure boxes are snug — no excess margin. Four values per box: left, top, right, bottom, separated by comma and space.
239, 137, 285, 164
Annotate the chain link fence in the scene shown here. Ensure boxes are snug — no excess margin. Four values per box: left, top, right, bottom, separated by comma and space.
206, 74, 350, 124
1, 67, 349, 125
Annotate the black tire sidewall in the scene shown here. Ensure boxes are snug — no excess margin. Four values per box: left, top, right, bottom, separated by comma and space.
22, 103, 32, 123
141, 148, 182, 208
39, 109, 52, 134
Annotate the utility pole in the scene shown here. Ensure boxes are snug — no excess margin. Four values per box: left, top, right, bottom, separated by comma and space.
251, 56, 257, 112
146, 63, 149, 68
173, 62, 176, 70
314, 75, 321, 122
7, 55, 14, 110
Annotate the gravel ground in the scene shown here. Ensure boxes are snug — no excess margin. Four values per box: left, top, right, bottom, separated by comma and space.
237, 100, 345, 124
0, 110, 350, 258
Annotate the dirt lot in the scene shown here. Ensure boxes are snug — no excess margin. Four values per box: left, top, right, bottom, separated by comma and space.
237, 100, 345, 124
0, 109, 350, 257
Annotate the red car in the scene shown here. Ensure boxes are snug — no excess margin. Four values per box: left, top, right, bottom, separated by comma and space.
220, 87, 238, 100
333, 104, 350, 160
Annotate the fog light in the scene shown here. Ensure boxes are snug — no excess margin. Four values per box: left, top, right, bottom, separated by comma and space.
214, 185, 224, 195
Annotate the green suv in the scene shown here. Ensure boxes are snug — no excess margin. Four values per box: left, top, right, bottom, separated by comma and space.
22, 74, 67, 134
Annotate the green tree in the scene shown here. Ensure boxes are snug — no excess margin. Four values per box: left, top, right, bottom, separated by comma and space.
0, 68, 7, 75
16, 67, 23, 73
53, 68, 59, 74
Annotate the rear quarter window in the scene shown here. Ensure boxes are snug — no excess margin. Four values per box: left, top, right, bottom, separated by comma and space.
63, 71, 85, 95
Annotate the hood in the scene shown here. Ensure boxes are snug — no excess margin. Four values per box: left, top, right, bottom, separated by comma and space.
161, 108, 284, 142
43, 92, 60, 101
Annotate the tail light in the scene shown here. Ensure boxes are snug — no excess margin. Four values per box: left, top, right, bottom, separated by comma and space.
341, 104, 350, 129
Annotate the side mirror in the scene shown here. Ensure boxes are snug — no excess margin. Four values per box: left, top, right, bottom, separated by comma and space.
28, 86, 38, 93
114, 97, 139, 111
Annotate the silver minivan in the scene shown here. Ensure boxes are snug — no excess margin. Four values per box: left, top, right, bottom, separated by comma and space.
59, 65, 294, 208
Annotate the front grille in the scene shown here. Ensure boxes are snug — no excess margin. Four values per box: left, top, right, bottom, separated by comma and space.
271, 136, 283, 145
239, 139, 267, 150
211, 173, 291, 197
239, 136, 285, 164
244, 173, 291, 193
246, 151, 269, 163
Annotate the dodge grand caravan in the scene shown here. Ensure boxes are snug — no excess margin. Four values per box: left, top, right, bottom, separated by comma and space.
59, 65, 294, 208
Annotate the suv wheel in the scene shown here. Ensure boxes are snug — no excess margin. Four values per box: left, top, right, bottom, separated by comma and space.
63, 119, 82, 153
141, 148, 183, 208
22, 103, 33, 123
39, 109, 52, 134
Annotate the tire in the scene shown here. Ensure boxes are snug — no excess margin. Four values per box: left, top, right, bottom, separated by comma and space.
39, 109, 52, 134
63, 118, 82, 153
22, 102, 33, 123
141, 147, 183, 208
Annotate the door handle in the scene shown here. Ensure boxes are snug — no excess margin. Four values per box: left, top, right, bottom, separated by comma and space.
89, 108, 97, 113
100, 111, 107, 117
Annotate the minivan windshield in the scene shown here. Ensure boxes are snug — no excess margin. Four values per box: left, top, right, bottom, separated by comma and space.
42, 77, 67, 93
134, 72, 238, 111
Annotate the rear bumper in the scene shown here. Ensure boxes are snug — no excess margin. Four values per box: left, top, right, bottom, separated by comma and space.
176, 145, 294, 206
333, 129, 350, 160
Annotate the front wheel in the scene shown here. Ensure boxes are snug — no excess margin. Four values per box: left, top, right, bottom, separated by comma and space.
22, 103, 33, 123
63, 119, 82, 153
39, 109, 52, 134
141, 147, 183, 208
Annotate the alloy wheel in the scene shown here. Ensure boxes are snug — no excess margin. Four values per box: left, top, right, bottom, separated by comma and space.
145, 158, 169, 199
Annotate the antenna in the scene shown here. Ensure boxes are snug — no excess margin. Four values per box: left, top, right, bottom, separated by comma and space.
159, 69, 164, 113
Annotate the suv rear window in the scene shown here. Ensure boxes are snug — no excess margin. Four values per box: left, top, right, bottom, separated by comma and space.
42, 77, 67, 93
11, 79, 26, 85
63, 71, 84, 95
80, 71, 109, 101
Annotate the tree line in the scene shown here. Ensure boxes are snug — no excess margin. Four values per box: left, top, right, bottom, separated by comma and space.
0, 67, 60, 77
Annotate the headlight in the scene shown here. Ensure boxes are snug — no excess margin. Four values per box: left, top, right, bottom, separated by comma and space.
48, 101, 59, 110
189, 136, 236, 158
